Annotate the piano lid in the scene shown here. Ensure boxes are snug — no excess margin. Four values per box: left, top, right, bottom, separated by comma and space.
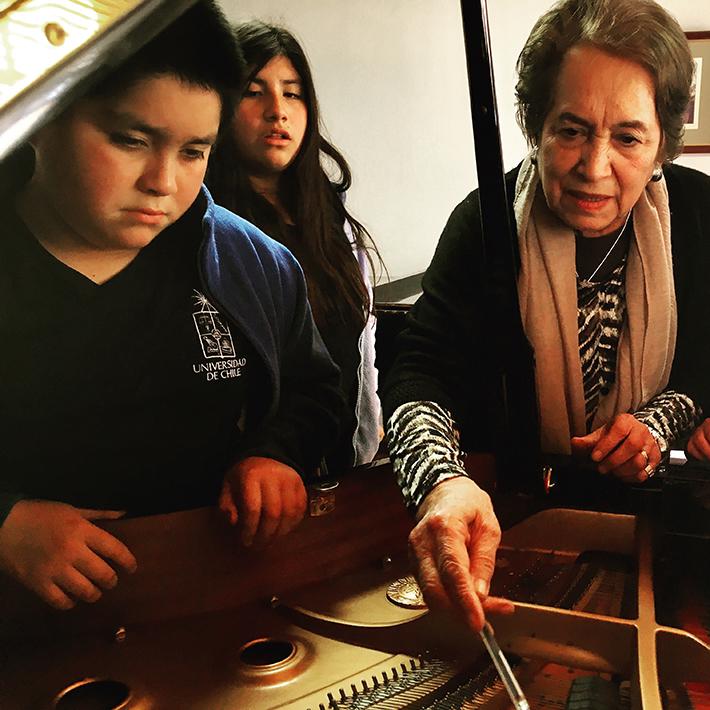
0, 0, 198, 160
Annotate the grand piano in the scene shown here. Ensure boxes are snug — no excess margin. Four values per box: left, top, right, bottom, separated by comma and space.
1, 2, 709, 708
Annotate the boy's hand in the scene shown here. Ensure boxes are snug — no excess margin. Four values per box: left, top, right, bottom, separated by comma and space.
0, 500, 137, 610
220, 456, 307, 547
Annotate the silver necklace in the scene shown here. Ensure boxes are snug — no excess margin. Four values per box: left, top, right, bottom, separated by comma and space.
576, 210, 632, 283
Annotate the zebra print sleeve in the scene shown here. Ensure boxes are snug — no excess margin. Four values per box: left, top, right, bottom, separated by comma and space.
634, 390, 704, 453
386, 401, 469, 510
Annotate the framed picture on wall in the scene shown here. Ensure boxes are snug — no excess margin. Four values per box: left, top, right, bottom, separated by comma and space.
683, 32, 710, 153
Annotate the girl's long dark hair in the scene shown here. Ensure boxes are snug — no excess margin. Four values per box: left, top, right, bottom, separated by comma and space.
208, 21, 376, 330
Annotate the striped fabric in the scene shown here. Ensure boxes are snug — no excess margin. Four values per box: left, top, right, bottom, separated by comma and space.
635, 390, 702, 453
577, 261, 627, 429
386, 401, 467, 510
577, 261, 703, 449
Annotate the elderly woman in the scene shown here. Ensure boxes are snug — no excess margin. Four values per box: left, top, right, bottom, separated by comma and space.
383, 0, 710, 631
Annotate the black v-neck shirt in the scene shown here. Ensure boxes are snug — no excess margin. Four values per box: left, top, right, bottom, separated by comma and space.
0, 196, 252, 514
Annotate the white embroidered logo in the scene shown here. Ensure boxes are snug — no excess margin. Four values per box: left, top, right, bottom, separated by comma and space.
191, 291, 246, 382
192, 290, 235, 358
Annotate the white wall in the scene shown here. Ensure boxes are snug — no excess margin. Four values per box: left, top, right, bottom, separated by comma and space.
220, 0, 475, 282
219, 0, 709, 281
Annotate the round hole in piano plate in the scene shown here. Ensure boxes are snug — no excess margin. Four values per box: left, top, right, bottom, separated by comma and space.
240, 638, 297, 668
53, 679, 131, 710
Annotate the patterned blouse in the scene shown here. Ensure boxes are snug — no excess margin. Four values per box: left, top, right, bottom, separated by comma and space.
388, 256, 703, 509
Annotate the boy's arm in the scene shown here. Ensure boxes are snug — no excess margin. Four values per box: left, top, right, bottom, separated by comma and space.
221, 272, 344, 546
236, 279, 344, 478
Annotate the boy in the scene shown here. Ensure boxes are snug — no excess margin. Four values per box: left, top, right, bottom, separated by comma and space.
0, 2, 342, 610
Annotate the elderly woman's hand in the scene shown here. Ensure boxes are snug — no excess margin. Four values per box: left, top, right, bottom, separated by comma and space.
571, 413, 661, 483
408, 476, 514, 632
688, 418, 710, 461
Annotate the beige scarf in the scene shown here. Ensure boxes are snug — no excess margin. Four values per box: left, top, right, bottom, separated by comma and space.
514, 154, 677, 454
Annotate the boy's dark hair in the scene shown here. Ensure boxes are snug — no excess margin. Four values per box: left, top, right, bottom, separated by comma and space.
88, 1, 245, 125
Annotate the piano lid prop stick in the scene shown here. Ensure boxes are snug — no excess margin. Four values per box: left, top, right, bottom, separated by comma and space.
479, 622, 530, 710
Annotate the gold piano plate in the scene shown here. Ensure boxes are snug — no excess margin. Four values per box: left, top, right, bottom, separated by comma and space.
386, 575, 428, 609
281, 554, 429, 627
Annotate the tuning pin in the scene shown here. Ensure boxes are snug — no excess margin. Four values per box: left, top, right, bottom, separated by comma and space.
382, 671, 389, 684
350, 683, 358, 696
372, 675, 379, 688
392, 667, 399, 681
339, 688, 347, 701
361, 680, 369, 692
400, 662, 408, 674
410, 659, 417, 670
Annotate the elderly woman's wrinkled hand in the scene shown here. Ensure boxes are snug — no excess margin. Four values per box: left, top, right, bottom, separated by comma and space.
408, 476, 514, 632
571, 413, 661, 483
688, 418, 710, 461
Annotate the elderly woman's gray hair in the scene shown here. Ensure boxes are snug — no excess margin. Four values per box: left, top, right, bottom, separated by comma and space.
515, 0, 694, 161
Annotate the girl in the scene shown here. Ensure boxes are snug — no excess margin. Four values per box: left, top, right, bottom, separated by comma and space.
208, 21, 381, 471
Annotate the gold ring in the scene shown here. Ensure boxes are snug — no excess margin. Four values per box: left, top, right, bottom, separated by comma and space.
640, 449, 649, 463
644, 463, 654, 477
